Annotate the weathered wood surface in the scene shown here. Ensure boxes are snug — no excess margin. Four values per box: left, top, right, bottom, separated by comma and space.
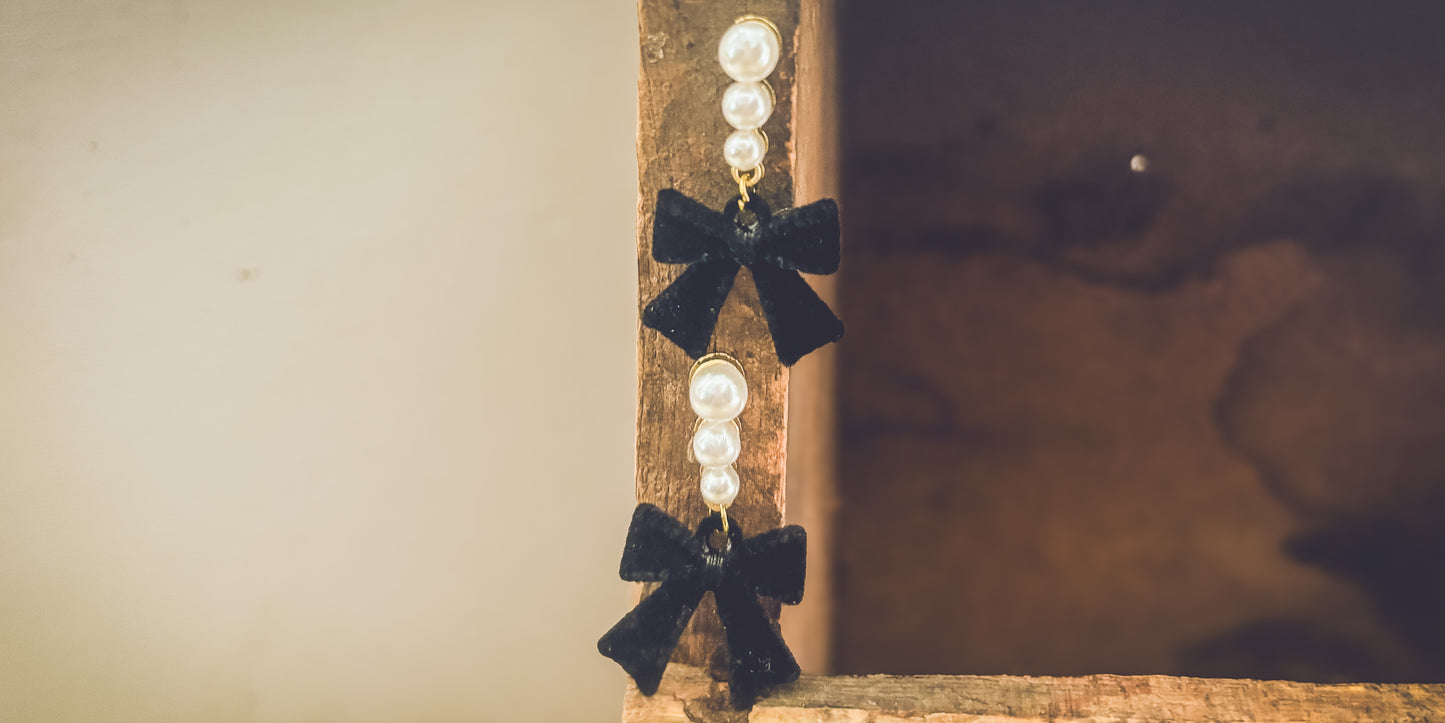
777, 0, 837, 675
624, 664, 1445, 723
635, 0, 827, 674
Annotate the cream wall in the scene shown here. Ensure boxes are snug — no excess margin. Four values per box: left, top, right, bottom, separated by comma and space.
0, 1, 637, 720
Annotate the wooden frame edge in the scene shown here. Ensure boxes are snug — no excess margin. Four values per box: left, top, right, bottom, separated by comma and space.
625, 664, 1445, 722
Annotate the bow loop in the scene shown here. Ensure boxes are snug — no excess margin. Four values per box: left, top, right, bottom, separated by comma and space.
736, 525, 807, 605
619, 503, 704, 582
653, 189, 736, 264
759, 198, 841, 274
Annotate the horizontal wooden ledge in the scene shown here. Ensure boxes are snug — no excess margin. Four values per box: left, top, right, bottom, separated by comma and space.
623, 664, 1445, 722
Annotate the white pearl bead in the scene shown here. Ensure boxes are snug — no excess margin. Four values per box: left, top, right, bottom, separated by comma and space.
689, 358, 748, 421
723, 129, 767, 171
721, 82, 773, 130
718, 20, 781, 82
693, 420, 741, 467
700, 465, 740, 508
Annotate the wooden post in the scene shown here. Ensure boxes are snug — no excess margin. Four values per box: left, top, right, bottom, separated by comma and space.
634, 0, 833, 679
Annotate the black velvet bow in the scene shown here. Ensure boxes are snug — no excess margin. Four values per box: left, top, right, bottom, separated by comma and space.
642, 189, 844, 366
597, 503, 807, 708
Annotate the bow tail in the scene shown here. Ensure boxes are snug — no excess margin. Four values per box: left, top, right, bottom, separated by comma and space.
749, 264, 845, 366
642, 259, 742, 359
715, 578, 801, 708
597, 578, 706, 696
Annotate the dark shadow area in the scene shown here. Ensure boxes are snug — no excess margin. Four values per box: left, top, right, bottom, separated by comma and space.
832, 0, 1445, 681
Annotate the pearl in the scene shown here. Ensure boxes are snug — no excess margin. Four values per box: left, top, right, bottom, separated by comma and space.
689, 357, 748, 421
693, 420, 741, 467
718, 19, 781, 82
700, 465, 740, 508
723, 129, 767, 171
721, 82, 773, 130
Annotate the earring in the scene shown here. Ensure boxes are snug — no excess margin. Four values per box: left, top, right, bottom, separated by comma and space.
641, 15, 844, 367
602, 15, 835, 709
598, 353, 807, 709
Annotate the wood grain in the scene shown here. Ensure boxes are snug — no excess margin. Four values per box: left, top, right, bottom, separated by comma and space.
627, 664, 1445, 722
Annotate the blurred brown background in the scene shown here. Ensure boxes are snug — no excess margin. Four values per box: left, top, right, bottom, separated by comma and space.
1, 1, 637, 720
833, 0, 1445, 682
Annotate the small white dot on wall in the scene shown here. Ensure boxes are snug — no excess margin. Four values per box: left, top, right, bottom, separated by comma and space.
1130, 154, 1150, 173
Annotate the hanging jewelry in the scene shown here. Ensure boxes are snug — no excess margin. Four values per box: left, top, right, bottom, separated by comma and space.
599, 354, 807, 709
641, 15, 844, 367
603, 15, 831, 708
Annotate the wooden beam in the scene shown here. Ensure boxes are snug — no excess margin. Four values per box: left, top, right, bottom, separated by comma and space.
626, 664, 1445, 723
635, 0, 827, 677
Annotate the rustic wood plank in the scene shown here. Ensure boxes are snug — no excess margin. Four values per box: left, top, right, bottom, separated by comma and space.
627, 664, 1445, 723
635, 0, 818, 676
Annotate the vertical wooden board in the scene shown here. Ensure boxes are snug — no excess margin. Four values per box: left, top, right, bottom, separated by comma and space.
635, 0, 808, 673
781, 0, 838, 674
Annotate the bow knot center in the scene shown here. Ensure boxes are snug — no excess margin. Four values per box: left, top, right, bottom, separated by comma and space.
698, 548, 729, 589
727, 226, 765, 265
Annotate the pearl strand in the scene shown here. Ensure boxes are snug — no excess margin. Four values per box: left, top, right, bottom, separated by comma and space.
717, 17, 781, 172
689, 356, 747, 509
